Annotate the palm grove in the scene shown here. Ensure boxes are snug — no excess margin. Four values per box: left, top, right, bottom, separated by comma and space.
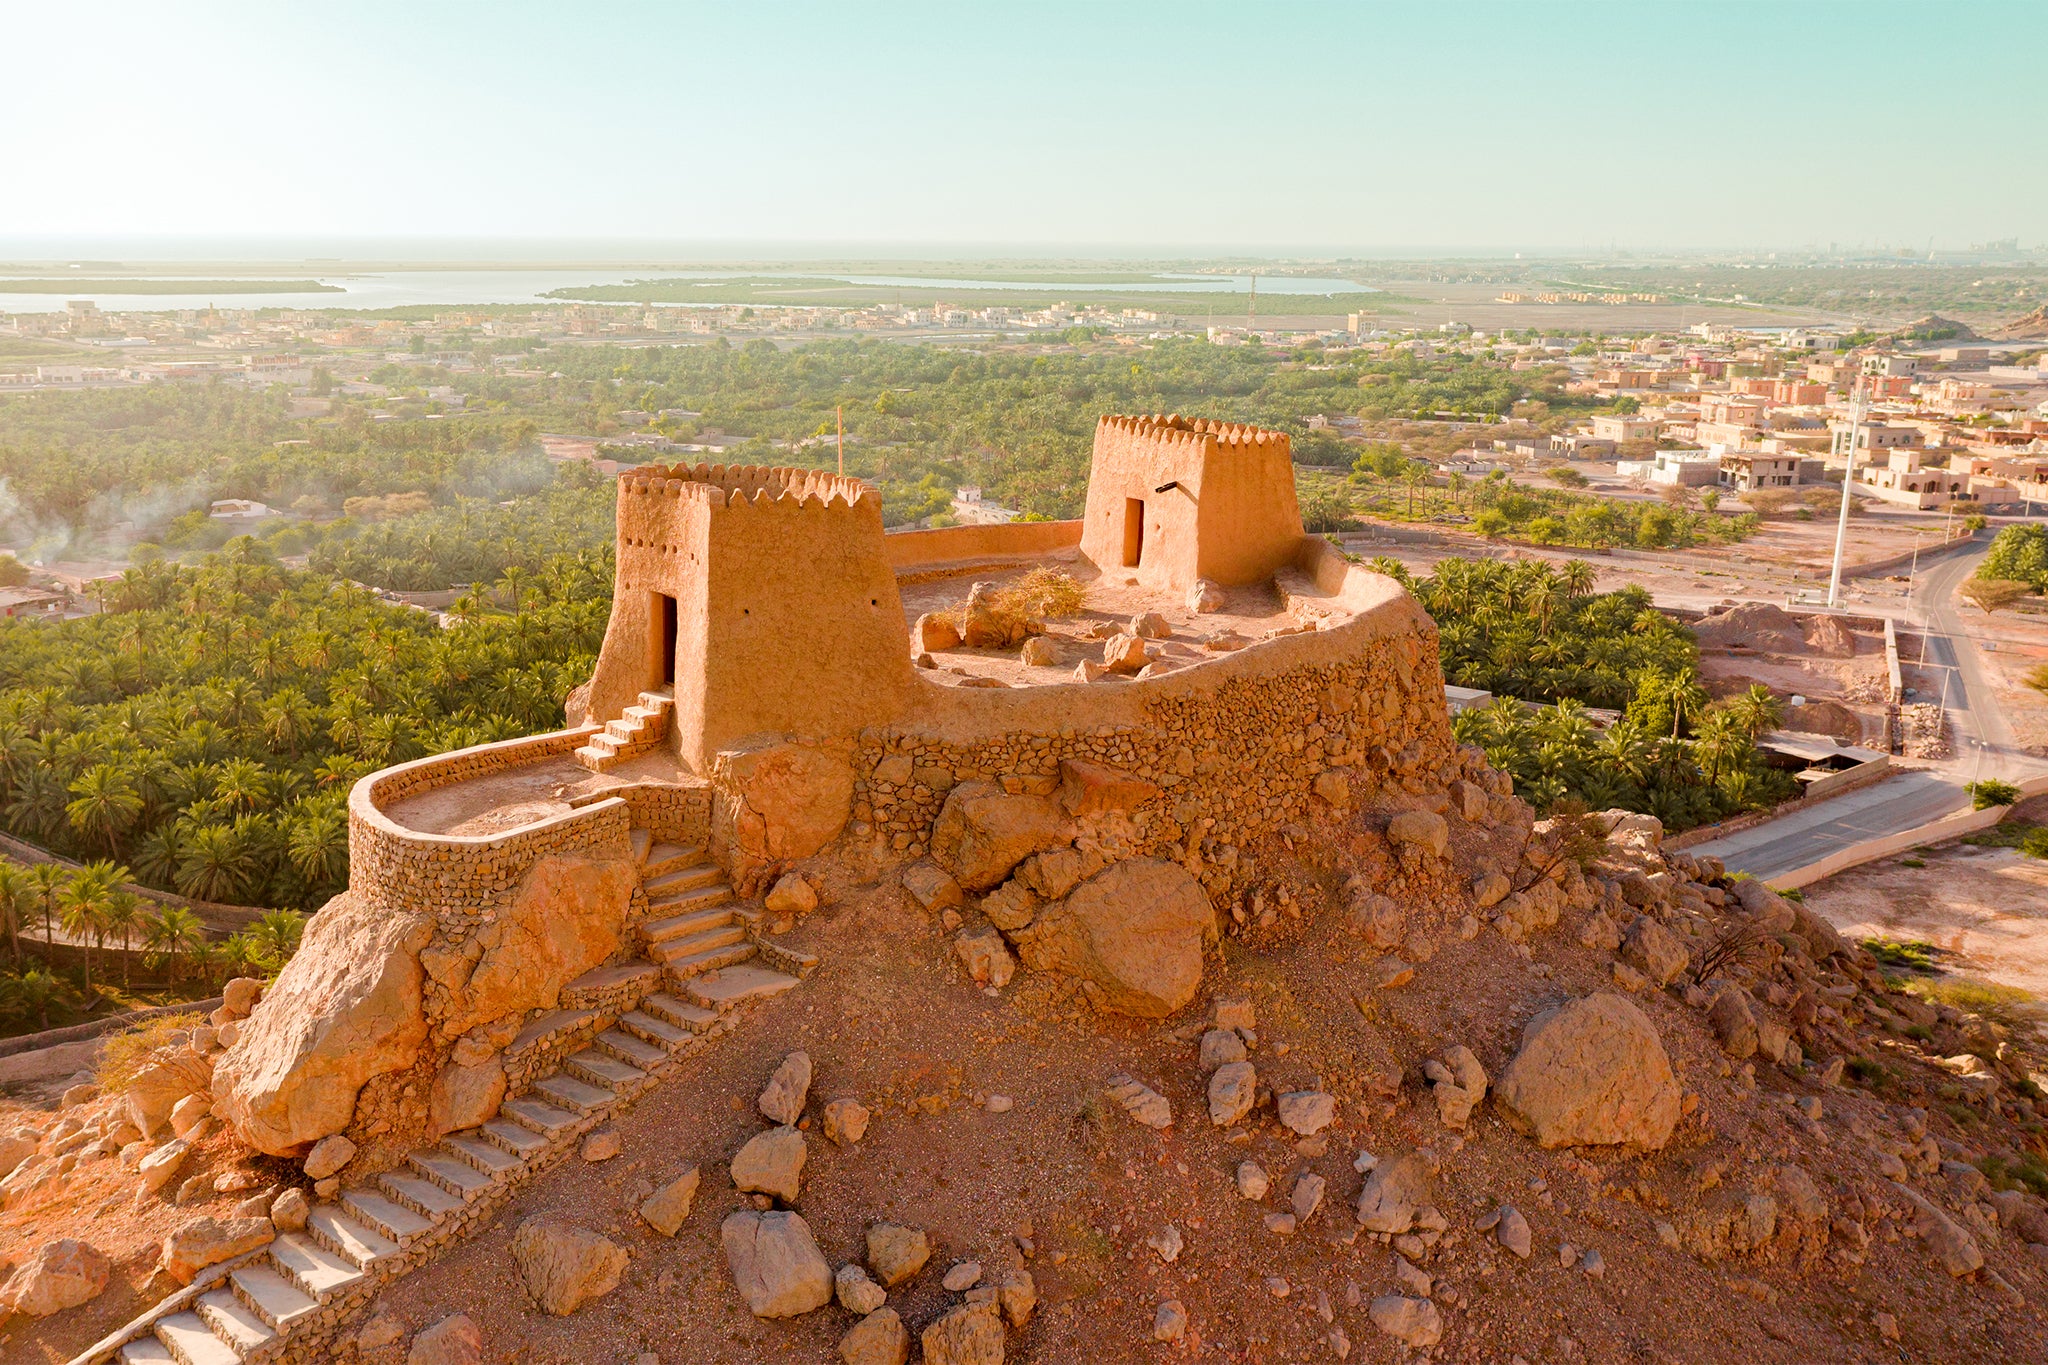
0, 333, 1789, 1027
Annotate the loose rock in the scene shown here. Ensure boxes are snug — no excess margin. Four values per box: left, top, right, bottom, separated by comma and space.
759, 1052, 815, 1126
731, 1126, 807, 1203
407, 1313, 482, 1365
921, 1298, 1006, 1365
1277, 1090, 1336, 1136
1208, 1061, 1257, 1126
867, 1223, 932, 1288
823, 1098, 871, 1145
1153, 1298, 1189, 1341
836, 1262, 888, 1314
722, 1209, 833, 1318
1369, 1294, 1442, 1348
0, 1239, 110, 1316
840, 1306, 910, 1365
640, 1165, 701, 1237
511, 1217, 627, 1315
1104, 1073, 1173, 1129
1495, 993, 1681, 1149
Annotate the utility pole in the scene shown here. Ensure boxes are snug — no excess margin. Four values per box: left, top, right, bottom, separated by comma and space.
1826, 373, 1868, 608
835, 405, 844, 477
1246, 272, 1257, 333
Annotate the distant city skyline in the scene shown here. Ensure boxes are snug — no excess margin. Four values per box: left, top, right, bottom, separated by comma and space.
6, 1, 2044, 253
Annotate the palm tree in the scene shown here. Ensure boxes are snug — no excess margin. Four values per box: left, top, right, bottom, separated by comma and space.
25, 864, 65, 961
144, 905, 207, 985
249, 909, 307, 969
286, 810, 348, 888
1691, 709, 1751, 785
3, 968, 70, 1029
1560, 560, 1597, 598
1726, 683, 1784, 740
176, 823, 260, 904
0, 863, 23, 965
102, 888, 146, 989
66, 763, 145, 855
58, 868, 115, 994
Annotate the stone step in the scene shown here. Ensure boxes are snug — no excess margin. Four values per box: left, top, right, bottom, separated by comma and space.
196, 1289, 274, 1354
507, 1008, 599, 1060
572, 744, 614, 773
230, 1263, 319, 1330
532, 1073, 613, 1114
154, 1311, 240, 1365
629, 827, 653, 866
636, 689, 675, 711
340, 1189, 434, 1244
307, 1206, 400, 1270
502, 1096, 583, 1136
596, 1027, 668, 1070
658, 939, 756, 979
377, 1171, 466, 1221
640, 906, 735, 947
685, 965, 802, 1012
446, 1134, 524, 1178
270, 1232, 365, 1299
643, 842, 710, 878
623, 702, 666, 724
120, 1337, 177, 1365
584, 732, 624, 757
617, 1010, 692, 1050
561, 961, 661, 1009
481, 1116, 552, 1157
640, 993, 720, 1033
408, 1151, 495, 1200
605, 716, 649, 742
565, 1049, 647, 1090
645, 870, 730, 904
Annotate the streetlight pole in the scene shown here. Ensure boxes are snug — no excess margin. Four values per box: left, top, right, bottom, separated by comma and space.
1827, 373, 1868, 608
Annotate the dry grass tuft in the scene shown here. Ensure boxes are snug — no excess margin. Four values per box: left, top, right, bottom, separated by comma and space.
990, 568, 1088, 620
96, 1011, 205, 1093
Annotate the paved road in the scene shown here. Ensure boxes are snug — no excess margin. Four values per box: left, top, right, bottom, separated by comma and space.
1692, 532, 2048, 881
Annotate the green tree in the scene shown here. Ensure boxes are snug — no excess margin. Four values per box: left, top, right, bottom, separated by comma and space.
66, 764, 144, 855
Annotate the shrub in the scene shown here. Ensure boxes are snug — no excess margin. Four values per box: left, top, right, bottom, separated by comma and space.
1863, 937, 1939, 970
989, 567, 1087, 620
1967, 779, 2021, 810
96, 1010, 206, 1093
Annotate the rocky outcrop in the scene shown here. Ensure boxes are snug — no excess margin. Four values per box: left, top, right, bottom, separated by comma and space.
443, 852, 634, 1036
162, 1215, 274, 1284
1011, 857, 1216, 1017
211, 891, 435, 1155
1495, 993, 1681, 1150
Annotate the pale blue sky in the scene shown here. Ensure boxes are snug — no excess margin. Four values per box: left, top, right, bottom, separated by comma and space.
5, 1, 2043, 253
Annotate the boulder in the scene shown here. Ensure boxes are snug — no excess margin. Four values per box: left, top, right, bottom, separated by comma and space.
1385, 811, 1448, 859
1102, 633, 1149, 674
866, 1223, 932, 1287
916, 612, 963, 653
1011, 858, 1217, 1018
162, 1215, 274, 1284
731, 1126, 807, 1202
640, 1165, 702, 1237
823, 1098, 871, 1146
1187, 579, 1226, 613
921, 1298, 1006, 1365
722, 1210, 832, 1318
222, 976, 265, 1018
1058, 759, 1160, 818
1130, 611, 1172, 640
961, 583, 1010, 648
1495, 993, 1681, 1149
303, 1134, 357, 1180
136, 1138, 191, 1199
1015, 847, 1090, 900
929, 782, 1068, 891
901, 863, 964, 914
840, 1306, 910, 1365
1208, 1061, 1257, 1127
259, 1190, 306, 1235
510, 1217, 627, 1315
1019, 637, 1058, 668
835, 1262, 888, 1314
979, 879, 1037, 932
0, 1239, 110, 1317
1892, 1182, 1983, 1276
1277, 1091, 1336, 1136
955, 926, 1017, 988
1199, 1029, 1247, 1071
1622, 916, 1689, 988
1369, 1295, 1442, 1348
126, 1048, 218, 1140
759, 1052, 814, 1126
996, 1268, 1036, 1328
407, 1313, 482, 1365
1708, 988, 1759, 1058
765, 874, 819, 918
1356, 1151, 1434, 1234
357, 1309, 409, 1353
724, 740, 855, 865
428, 1057, 506, 1137
210, 891, 436, 1155
1313, 770, 1351, 809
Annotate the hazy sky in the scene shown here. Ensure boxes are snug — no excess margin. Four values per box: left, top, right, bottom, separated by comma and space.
6, 0, 2043, 254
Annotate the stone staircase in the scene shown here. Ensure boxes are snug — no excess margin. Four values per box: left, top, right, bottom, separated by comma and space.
572, 689, 674, 774
111, 824, 802, 1365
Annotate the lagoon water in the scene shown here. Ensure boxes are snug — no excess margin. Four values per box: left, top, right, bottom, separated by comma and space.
0, 269, 1374, 314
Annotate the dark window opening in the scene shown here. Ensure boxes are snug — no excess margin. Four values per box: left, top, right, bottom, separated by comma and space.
1122, 497, 1145, 567
657, 592, 678, 685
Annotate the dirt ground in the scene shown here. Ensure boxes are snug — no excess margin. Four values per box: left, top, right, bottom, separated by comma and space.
1803, 810, 2048, 1012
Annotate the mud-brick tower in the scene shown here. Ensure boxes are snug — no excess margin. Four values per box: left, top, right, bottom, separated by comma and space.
580, 464, 915, 771
1079, 414, 1303, 595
